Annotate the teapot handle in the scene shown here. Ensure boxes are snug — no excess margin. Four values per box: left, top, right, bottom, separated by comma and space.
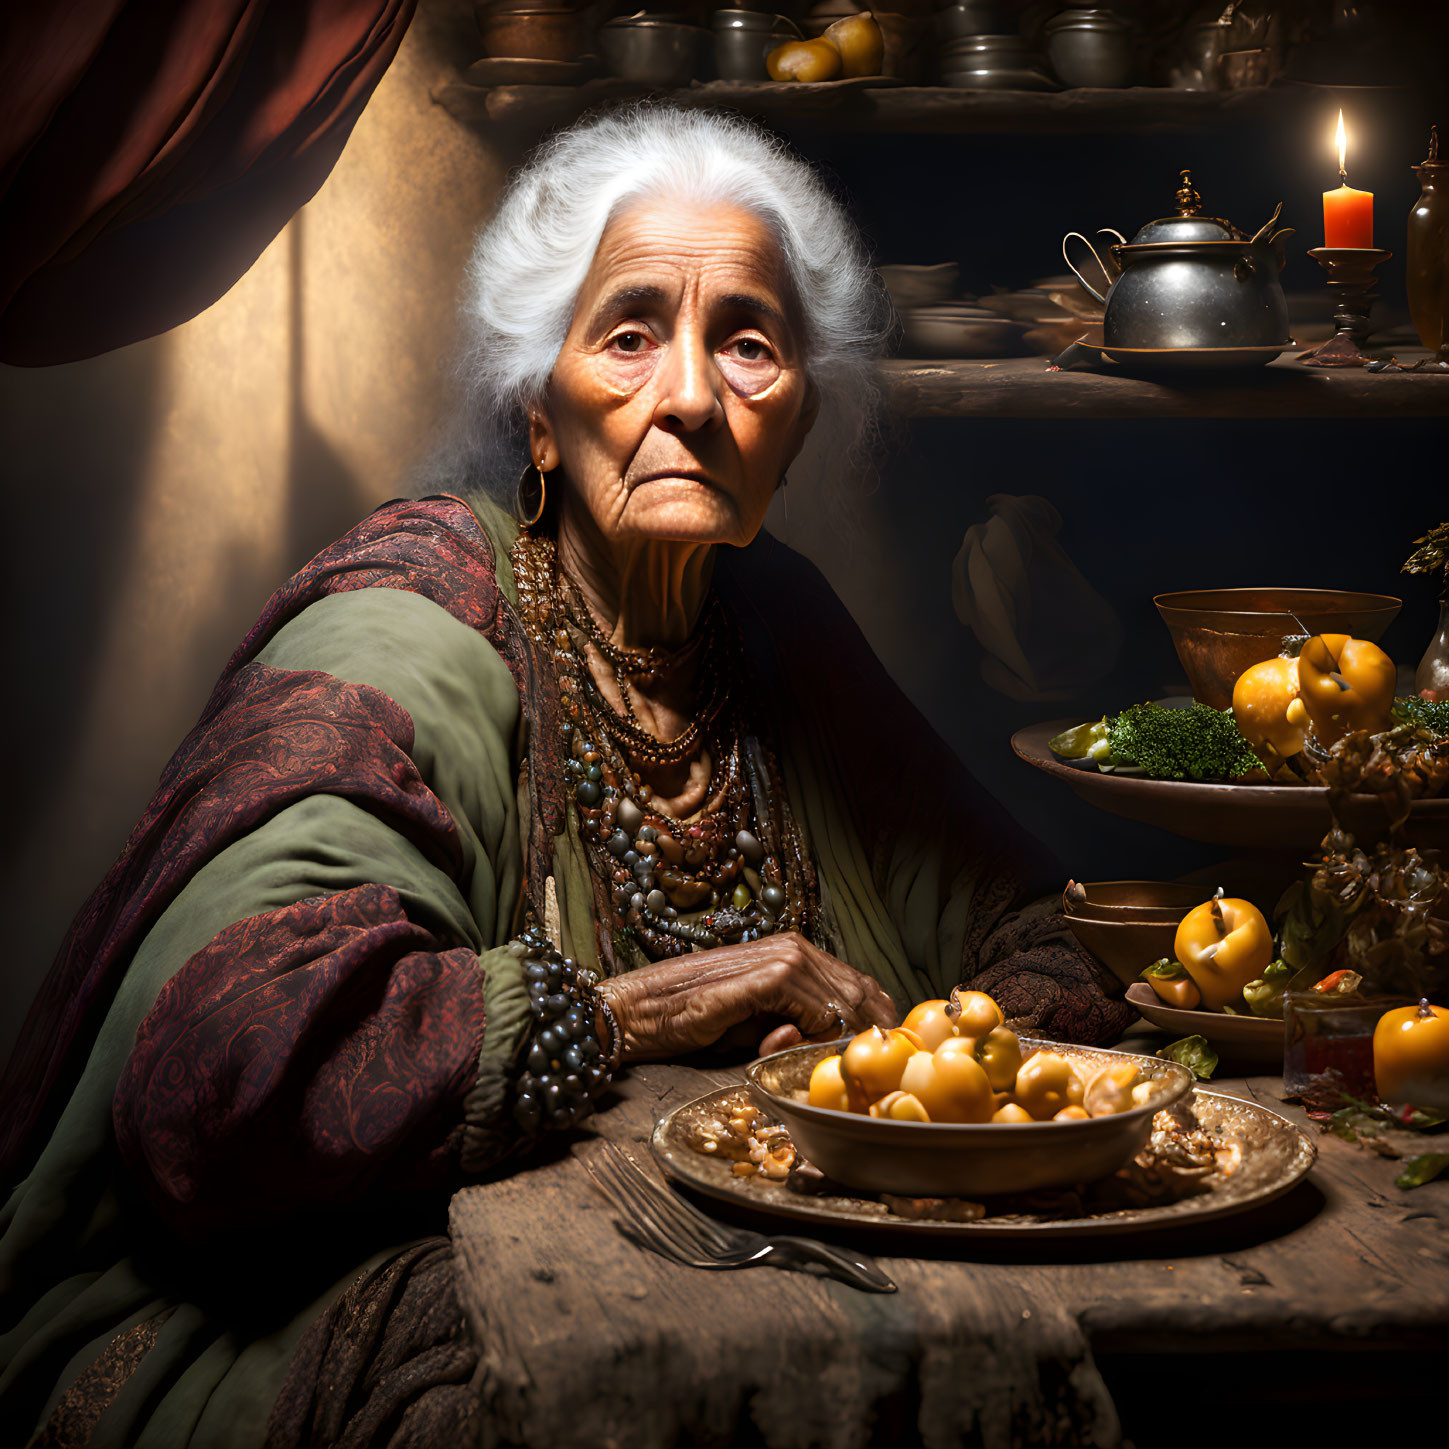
1062, 232, 1113, 304
1268, 227, 1296, 270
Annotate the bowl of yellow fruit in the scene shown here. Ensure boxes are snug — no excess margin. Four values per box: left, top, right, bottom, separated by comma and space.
746, 989, 1191, 1197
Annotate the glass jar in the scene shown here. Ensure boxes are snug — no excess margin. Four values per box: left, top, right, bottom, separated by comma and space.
1283, 990, 1412, 1104
1415, 597, 1449, 702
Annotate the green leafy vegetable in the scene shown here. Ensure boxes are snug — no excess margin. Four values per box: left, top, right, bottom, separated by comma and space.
1396, 1154, 1449, 1190
1392, 695, 1449, 739
1157, 1034, 1218, 1080
1106, 702, 1265, 782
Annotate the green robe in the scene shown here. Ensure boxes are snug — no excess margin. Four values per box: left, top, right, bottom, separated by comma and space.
0, 493, 1123, 1447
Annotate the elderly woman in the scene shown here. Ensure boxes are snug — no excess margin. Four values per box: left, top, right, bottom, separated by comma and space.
0, 106, 1129, 1447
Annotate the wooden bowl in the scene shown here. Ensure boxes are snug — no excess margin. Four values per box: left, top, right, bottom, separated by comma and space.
877, 262, 960, 310
1062, 879, 1204, 920
747, 1039, 1191, 1198
1154, 587, 1401, 711
1064, 914, 1184, 988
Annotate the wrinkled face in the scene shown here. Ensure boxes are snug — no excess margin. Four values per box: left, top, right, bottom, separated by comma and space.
531, 199, 816, 549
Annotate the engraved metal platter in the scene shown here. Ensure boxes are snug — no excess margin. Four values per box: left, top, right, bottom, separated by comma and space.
651, 1084, 1315, 1239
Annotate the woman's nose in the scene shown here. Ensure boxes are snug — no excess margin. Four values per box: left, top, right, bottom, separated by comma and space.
651, 332, 725, 434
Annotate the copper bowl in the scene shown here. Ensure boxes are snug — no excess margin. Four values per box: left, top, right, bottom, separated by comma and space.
477, 7, 589, 59
1154, 587, 1401, 710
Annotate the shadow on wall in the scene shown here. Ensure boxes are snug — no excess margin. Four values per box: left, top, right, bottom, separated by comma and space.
0, 341, 169, 882
286, 215, 362, 568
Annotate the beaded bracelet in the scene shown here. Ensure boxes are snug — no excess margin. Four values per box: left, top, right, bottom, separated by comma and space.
509, 926, 618, 1133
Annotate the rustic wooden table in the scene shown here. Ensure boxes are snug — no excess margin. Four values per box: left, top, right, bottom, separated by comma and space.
451, 1046, 1448, 1449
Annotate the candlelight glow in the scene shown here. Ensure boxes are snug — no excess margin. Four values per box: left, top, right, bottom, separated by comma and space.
1336, 110, 1347, 175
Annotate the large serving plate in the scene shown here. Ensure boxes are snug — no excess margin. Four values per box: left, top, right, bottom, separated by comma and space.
651, 1082, 1315, 1240
1125, 982, 1284, 1065
1012, 720, 1449, 850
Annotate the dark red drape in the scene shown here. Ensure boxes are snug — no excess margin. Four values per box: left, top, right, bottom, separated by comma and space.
0, 0, 416, 366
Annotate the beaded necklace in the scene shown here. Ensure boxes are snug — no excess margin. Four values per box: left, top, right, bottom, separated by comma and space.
510, 529, 815, 959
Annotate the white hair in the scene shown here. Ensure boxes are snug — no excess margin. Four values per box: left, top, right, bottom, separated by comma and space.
425, 102, 893, 509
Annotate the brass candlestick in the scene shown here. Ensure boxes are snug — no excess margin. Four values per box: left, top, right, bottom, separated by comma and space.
1297, 246, 1393, 367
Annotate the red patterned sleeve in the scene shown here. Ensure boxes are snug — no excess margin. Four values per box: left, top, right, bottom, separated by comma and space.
112, 884, 488, 1238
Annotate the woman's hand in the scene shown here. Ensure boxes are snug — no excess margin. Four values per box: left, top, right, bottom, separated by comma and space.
597, 932, 897, 1062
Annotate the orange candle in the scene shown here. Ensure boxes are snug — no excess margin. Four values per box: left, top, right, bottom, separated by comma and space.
1323, 110, 1374, 247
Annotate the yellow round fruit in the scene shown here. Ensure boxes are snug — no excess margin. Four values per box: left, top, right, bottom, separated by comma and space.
766, 38, 842, 82
1373, 1000, 1449, 1113
899, 1039, 993, 1123
1013, 1051, 1086, 1121
901, 998, 958, 1050
840, 1026, 917, 1110
992, 1102, 1034, 1123
949, 988, 1004, 1038
807, 1053, 850, 1111
821, 12, 884, 77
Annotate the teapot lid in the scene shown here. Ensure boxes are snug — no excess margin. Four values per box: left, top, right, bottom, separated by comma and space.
1129, 170, 1242, 244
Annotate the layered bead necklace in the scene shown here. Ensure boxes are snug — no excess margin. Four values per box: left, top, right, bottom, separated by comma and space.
511, 529, 814, 959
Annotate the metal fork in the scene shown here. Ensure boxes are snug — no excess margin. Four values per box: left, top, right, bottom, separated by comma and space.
580, 1140, 896, 1294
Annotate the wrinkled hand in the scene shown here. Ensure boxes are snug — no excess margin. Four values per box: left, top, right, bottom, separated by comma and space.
599, 932, 897, 1062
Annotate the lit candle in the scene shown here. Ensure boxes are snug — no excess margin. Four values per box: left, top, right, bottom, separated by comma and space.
1323, 110, 1374, 248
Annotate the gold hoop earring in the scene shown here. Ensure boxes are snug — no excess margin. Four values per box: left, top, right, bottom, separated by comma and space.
516, 462, 548, 528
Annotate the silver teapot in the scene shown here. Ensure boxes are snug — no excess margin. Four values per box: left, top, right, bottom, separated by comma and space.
1063, 171, 1295, 350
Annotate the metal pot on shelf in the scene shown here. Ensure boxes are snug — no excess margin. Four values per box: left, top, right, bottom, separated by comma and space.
1062, 170, 1295, 354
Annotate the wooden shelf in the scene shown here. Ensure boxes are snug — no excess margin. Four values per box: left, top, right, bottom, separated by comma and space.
434, 78, 1320, 138
880, 352, 1449, 419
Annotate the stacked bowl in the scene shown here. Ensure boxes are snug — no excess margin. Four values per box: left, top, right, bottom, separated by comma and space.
1060, 880, 1201, 987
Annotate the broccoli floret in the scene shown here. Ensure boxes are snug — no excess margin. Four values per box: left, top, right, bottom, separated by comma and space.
1105, 702, 1264, 781
1393, 696, 1449, 738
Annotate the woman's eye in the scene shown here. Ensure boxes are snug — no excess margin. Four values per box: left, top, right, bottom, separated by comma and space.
611, 331, 647, 353
726, 337, 770, 362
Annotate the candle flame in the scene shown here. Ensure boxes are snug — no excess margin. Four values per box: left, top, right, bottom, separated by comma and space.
1336, 110, 1347, 176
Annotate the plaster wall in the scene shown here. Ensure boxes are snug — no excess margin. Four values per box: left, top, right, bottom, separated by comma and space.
0, 11, 505, 1061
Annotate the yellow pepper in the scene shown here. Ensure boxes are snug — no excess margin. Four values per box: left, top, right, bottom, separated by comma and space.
1173, 892, 1273, 1011
1013, 1051, 1085, 1121
973, 1026, 1024, 1092
1139, 959, 1202, 1011
1232, 655, 1310, 766
1373, 999, 1449, 1113
1296, 633, 1396, 746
